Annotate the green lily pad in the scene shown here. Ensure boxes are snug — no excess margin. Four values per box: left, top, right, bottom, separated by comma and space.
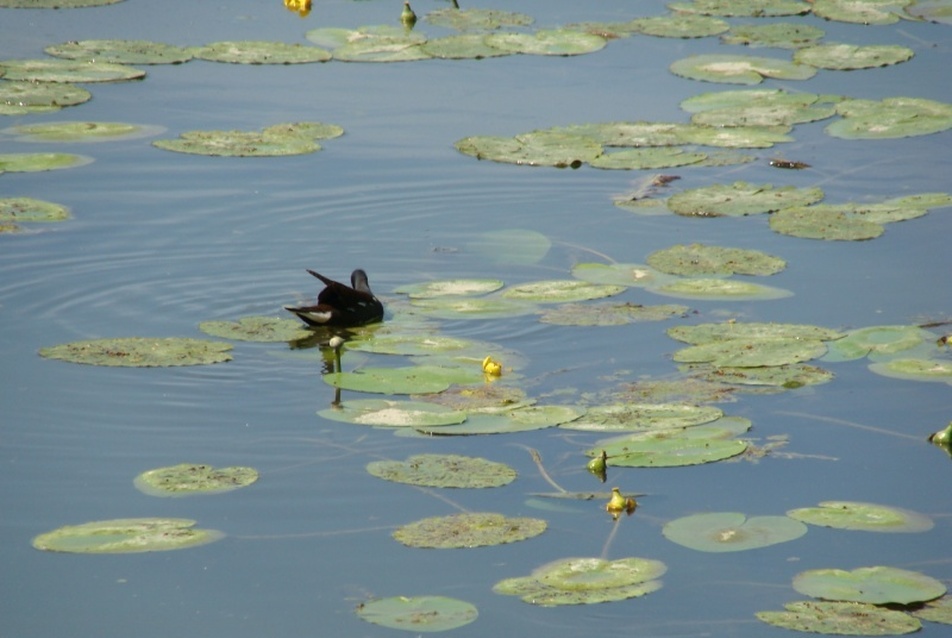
539, 302, 689, 326
663, 512, 808, 552
589, 147, 707, 170
0, 81, 92, 115
44, 39, 193, 65
869, 358, 952, 383
416, 405, 583, 436
721, 23, 825, 49
668, 0, 812, 17
826, 97, 952, 139
356, 595, 478, 632
0, 58, 144, 82
691, 102, 837, 128
493, 556, 666, 606
546, 120, 692, 146
669, 322, 845, 345
571, 262, 676, 288
414, 384, 529, 413
332, 27, 430, 62
812, 0, 912, 24
193, 41, 331, 64
674, 337, 826, 367
3, 121, 162, 143
485, 29, 607, 56
907, 1, 952, 24
670, 53, 816, 85
409, 296, 537, 320
420, 34, 511, 60
134, 463, 258, 497
39, 337, 233, 367
395, 279, 505, 298
667, 182, 824, 217
680, 124, 794, 148
423, 7, 534, 31
198, 316, 311, 342
561, 403, 722, 432
455, 131, 602, 167
319, 399, 467, 427
152, 121, 341, 157
0, 152, 92, 172
586, 424, 749, 467
912, 596, 952, 624
794, 43, 914, 70
1, 0, 123, 6
823, 325, 931, 361
367, 453, 516, 488
627, 14, 730, 38
681, 88, 826, 112
32, 518, 224, 553
0, 197, 70, 223
345, 333, 482, 356
652, 278, 792, 301
793, 566, 946, 605
502, 280, 625, 303
786, 501, 934, 533
689, 363, 835, 388
771, 205, 888, 241
393, 512, 546, 548
757, 600, 921, 635
647, 244, 786, 276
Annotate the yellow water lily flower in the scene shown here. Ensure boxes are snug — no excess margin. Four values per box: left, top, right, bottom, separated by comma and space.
284, 0, 311, 18
606, 487, 637, 516
482, 356, 502, 377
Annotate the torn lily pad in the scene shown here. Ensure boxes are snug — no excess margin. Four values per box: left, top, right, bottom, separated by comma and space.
0, 58, 144, 82
484, 30, 607, 56
539, 302, 689, 326
199, 316, 311, 342
794, 44, 914, 70
0, 197, 70, 223
393, 512, 546, 548
134, 463, 258, 497
356, 596, 478, 632
0, 81, 91, 115
502, 280, 625, 303
193, 41, 331, 64
826, 97, 952, 140
39, 337, 233, 367
32, 518, 223, 553
45, 39, 193, 65
668, 181, 824, 217
319, 399, 467, 427
562, 403, 722, 432
647, 244, 786, 276
757, 600, 921, 635
786, 501, 934, 533
3, 121, 162, 143
669, 53, 816, 85
663, 512, 807, 552
367, 453, 516, 488
793, 566, 946, 605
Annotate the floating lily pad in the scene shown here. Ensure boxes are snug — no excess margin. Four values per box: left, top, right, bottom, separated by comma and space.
722, 23, 825, 49
539, 302, 689, 326
193, 41, 331, 64
689, 363, 835, 387
198, 316, 311, 342
421, 34, 511, 59
455, 131, 602, 167
669, 0, 812, 17
794, 43, 914, 70
367, 454, 516, 488
0, 197, 70, 223
502, 280, 625, 303
1, 0, 124, 6
319, 399, 467, 427
571, 262, 676, 288
424, 8, 534, 31
134, 463, 258, 497
869, 358, 952, 383
39, 337, 233, 367
907, 0, 952, 24
416, 384, 529, 413
3, 121, 161, 143
794, 566, 945, 605
467, 228, 551, 265
484, 29, 607, 56
627, 14, 730, 38
0, 58, 144, 82
417, 405, 583, 436
395, 279, 504, 298
670, 53, 816, 85
912, 596, 952, 624
356, 596, 478, 632
669, 322, 845, 345
493, 556, 666, 607
409, 296, 537, 320
331, 27, 430, 62
561, 403, 722, 432
326, 364, 483, 395
812, 0, 911, 24
32, 518, 223, 553
691, 102, 837, 127
153, 121, 341, 157
770, 205, 886, 241
0, 152, 92, 172
44, 39, 193, 64
786, 501, 934, 533
585, 424, 749, 467
393, 512, 546, 548
824, 325, 931, 361
668, 182, 824, 217
589, 147, 707, 170
0, 81, 91, 115
663, 512, 808, 552
757, 600, 921, 635
674, 337, 826, 367
346, 333, 482, 356
652, 278, 792, 301
647, 244, 786, 276
826, 97, 952, 139
681, 124, 794, 148
682, 88, 825, 113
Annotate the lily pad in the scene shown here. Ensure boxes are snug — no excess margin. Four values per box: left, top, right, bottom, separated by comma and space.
367, 453, 516, 488
681, 88, 826, 113
674, 337, 826, 367
663, 512, 808, 552
770, 205, 886, 241
1, 0, 124, 6
627, 14, 730, 38
571, 262, 676, 288
395, 279, 505, 298
794, 44, 914, 70
869, 358, 952, 383
539, 302, 689, 326
0, 81, 92, 115
0, 152, 92, 172
689, 363, 835, 388
484, 30, 607, 56
823, 325, 931, 361
912, 596, 952, 624
668, 0, 812, 17
647, 244, 786, 276
812, 0, 912, 24
3, 121, 162, 143
757, 600, 921, 635
421, 34, 511, 59
356, 595, 478, 632
561, 403, 722, 432
32, 518, 224, 553
691, 102, 837, 128
0, 58, 144, 82
669, 53, 816, 85
589, 147, 708, 170
722, 23, 825, 49
794, 566, 945, 605
669, 322, 845, 345
333, 27, 430, 63
826, 97, 952, 139
786, 501, 934, 533
345, 333, 482, 356
652, 278, 792, 301
668, 182, 824, 217
585, 424, 749, 467
409, 296, 537, 320
0, 197, 70, 223
455, 131, 602, 167
152, 122, 338, 157
393, 512, 546, 548
423, 8, 533, 31
416, 405, 583, 436
134, 463, 258, 497
44, 39, 193, 65
39, 337, 233, 367
319, 399, 467, 427
193, 41, 331, 64
198, 316, 311, 342
493, 556, 666, 607
502, 280, 625, 303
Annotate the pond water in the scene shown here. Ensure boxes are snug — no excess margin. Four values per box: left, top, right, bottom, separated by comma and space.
2, 0, 951, 636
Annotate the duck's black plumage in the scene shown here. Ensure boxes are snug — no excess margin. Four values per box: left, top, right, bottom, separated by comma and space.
285, 269, 384, 327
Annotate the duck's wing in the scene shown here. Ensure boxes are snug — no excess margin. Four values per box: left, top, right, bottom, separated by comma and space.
307, 270, 352, 306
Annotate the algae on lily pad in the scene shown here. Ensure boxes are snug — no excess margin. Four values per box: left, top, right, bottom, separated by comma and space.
319, 398, 467, 427
193, 41, 332, 64
786, 501, 934, 533
663, 512, 807, 552
647, 244, 786, 276
668, 321, 845, 345
539, 301, 689, 326
589, 147, 707, 170
794, 44, 914, 70
812, 0, 912, 24
3, 121, 162, 143
356, 595, 478, 632
826, 97, 952, 140
45, 39, 193, 65
0, 58, 144, 83
585, 424, 749, 468
561, 403, 722, 433
134, 463, 258, 497
669, 53, 816, 85
0, 152, 92, 173
667, 181, 824, 217
688, 363, 834, 388
39, 337, 233, 367
652, 278, 792, 301
673, 337, 827, 367
627, 14, 730, 38
493, 556, 666, 607
770, 205, 886, 241
0, 197, 70, 223
484, 29, 607, 56
757, 600, 922, 635
424, 7, 534, 31
793, 566, 946, 605
416, 404, 583, 436
32, 518, 223, 553
153, 121, 342, 157
393, 512, 546, 548
502, 280, 625, 303
455, 131, 602, 168
395, 279, 505, 298
198, 316, 311, 342
367, 453, 516, 488
0, 80, 91, 115
721, 23, 825, 49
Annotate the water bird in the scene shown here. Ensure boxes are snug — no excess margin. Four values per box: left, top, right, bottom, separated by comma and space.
285, 269, 384, 327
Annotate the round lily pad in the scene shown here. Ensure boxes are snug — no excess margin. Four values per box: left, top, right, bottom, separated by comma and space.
668, 322, 845, 345
668, 0, 812, 17
421, 34, 512, 60
0, 197, 70, 223
682, 87, 824, 112
586, 424, 749, 467
198, 316, 311, 342
793, 566, 946, 605
356, 595, 478, 632
690, 363, 834, 388
571, 262, 676, 288
153, 128, 319, 157
2, 121, 162, 143
679, 124, 793, 148
319, 399, 467, 427
667, 182, 824, 217
0, 81, 91, 115
663, 512, 808, 552
333, 29, 430, 62
628, 14, 730, 38
647, 244, 786, 276
652, 278, 792, 301
669, 53, 816, 85
812, 0, 910, 24
32, 518, 224, 553
367, 454, 516, 488
0, 152, 92, 172
721, 23, 824, 49
561, 403, 722, 432
423, 7, 533, 30
823, 325, 930, 361
794, 43, 914, 70
673, 337, 827, 367
416, 404, 582, 436
44, 39, 193, 65
589, 147, 707, 170
39, 337, 233, 367
395, 279, 505, 299
691, 102, 837, 128
345, 333, 482, 356
0, 58, 145, 82
539, 302, 689, 326
869, 358, 952, 383
826, 97, 952, 140
770, 205, 886, 241
393, 512, 546, 548
757, 600, 921, 635
409, 296, 537, 320
455, 132, 602, 168
502, 280, 625, 303
134, 463, 258, 497
786, 501, 934, 533
193, 41, 332, 64
485, 29, 607, 56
